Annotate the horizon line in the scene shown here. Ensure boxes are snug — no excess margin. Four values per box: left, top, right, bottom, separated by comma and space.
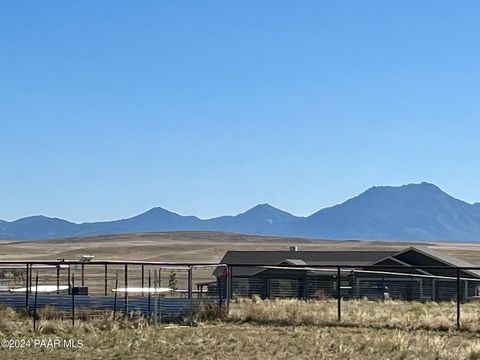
2, 181, 477, 224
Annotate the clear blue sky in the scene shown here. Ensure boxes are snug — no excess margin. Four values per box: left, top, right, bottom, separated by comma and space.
1, 1, 480, 222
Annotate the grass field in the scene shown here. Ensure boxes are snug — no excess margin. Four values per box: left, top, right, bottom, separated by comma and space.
3, 231, 480, 296
2, 232, 480, 359
1, 231, 480, 265
2, 299, 480, 359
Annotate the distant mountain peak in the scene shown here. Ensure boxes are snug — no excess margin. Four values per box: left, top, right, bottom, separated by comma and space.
14, 215, 74, 224
132, 206, 194, 221
305, 182, 480, 241
368, 182, 440, 191
242, 203, 293, 217
142, 206, 172, 214
248, 203, 278, 211
418, 181, 437, 186
230, 204, 299, 230
360, 182, 449, 200
405, 182, 442, 191
2, 182, 480, 241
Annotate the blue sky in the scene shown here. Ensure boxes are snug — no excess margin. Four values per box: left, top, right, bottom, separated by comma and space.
1, 1, 480, 222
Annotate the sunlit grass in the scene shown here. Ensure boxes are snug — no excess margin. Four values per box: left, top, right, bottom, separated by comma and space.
229, 297, 480, 331
1, 299, 480, 359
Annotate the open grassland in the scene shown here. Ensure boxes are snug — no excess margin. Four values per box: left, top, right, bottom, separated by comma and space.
2, 233, 480, 358
1, 231, 480, 264
230, 298, 480, 332
2, 300, 480, 359
2, 231, 480, 297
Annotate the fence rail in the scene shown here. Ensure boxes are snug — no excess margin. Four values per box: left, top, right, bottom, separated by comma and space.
0, 260, 228, 329
1, 260, 480, 330
224, 264, 480, 328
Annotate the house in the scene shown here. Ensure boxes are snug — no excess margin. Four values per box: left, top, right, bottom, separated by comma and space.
214, 247, 480, 301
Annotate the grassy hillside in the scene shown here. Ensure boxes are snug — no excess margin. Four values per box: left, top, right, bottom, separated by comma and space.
1, 231, 480, 264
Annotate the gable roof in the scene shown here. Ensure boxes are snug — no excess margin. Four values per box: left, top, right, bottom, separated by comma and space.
369, 256, 432, 275
390, 246, 480, 278
219, 247, 480, 279
220, 250, 397, 267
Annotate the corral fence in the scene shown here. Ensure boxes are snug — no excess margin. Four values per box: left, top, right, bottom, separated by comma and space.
2, 261, 480, 330
0, 260, 228, 329
225, 264, 480, 329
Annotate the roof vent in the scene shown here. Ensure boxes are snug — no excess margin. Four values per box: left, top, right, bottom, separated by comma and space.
289, 246, 298, 252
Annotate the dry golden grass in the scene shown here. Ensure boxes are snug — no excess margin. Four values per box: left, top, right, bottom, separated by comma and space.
230, 297, 480, 332
2, 232, 480, 358
2, 300, 480, 359
1, 231, 480, 264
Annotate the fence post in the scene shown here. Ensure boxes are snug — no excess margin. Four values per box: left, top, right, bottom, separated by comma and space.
188, 266, 193, 325
81, 263, 85, 287
67, 265, 71, 295
124, 264, 128, 316
148, 270, 151, 321
229, 266, 234, 301
25, 263, 29, 312
337, 266, 341, 322
104, 264, 108, 296
456, 268, 461, 329
303, 272, 308, 300
153, 270, 158, 326
113, 272, 118, 321
56, 265, 60, 294
33, 272, 39, 331
225, 266, 230, 301
158, 273, 162, 326
71, 273, 75, 327
352, 272, 357, 298
141, 265, 145, 297
268, 268, 272, 299
217, 270, 222, 309
29, 265, 32, 294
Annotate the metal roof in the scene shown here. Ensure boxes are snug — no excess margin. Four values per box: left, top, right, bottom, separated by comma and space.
392, 246, 480, 278
220, 250, 397, 266
219, 247, 480, 279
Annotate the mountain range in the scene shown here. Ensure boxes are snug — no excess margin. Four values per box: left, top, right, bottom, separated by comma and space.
1, 182, 480, 242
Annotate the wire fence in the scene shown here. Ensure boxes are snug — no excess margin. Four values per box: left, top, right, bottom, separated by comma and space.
226, 264, 480, 329
0, 261, 228, 330
2, 261, 480, 330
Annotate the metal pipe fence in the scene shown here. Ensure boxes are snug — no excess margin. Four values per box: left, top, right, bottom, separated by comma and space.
2, 261, 480, 330
225, 264, 480, 329
0, 260, 228, 330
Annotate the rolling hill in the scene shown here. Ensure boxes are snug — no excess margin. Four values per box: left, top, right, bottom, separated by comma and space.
1, 182, 480, 241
